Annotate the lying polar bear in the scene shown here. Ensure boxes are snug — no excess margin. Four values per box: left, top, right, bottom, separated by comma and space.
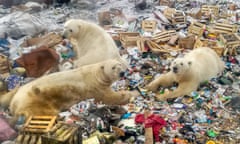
62, 19, 127, 67
0, 60, 137, 122
147, 47, 225, 101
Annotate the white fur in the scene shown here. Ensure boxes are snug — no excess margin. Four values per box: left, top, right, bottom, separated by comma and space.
62, 19, 127, 67
147, 47, 225, 100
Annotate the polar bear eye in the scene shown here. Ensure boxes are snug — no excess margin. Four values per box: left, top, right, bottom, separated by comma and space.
69, 29, 73, 32
112, 66, 116, 70
180, 63, 183, 65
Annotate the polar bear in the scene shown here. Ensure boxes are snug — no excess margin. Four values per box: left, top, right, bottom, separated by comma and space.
62, 19, 126, 67
0, 59, 137, 122
146, 47, 225, 101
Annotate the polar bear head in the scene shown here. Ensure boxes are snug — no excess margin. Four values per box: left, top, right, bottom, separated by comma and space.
100, 60, 127, 82
62, 19, 82, 39
170, 58, 192, 75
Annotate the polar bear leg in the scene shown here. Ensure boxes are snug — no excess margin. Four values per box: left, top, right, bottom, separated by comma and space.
156, 81, 198, 100
100, 89, 138, 105
146, 72, 175, 92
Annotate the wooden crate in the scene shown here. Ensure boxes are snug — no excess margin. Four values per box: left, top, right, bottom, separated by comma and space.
213, 23, 238, 34
141, 20, 157, 32
188, 22, 205, 37
119, 32, 140, 48
152, 30, 176, 43
188, 8, 202, 19
219, 33, 240, 56
146, 40, 170, 54
163, 8, 186, 25
0, 54, 10, 78
23, 116, 57, 133
194, 38, 224, 56
41, 122, 82, 144
178, 35, 196, 49
98, 11, 112, 26
159, 0, 175, 7
15, 116, 57, 144
201, 5, 219, 16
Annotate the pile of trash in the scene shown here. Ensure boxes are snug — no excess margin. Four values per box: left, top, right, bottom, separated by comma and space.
0, 0, 240, 144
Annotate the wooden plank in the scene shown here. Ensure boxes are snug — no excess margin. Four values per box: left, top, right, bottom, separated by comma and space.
29, 121, 51, 124
25, 125, 49, 129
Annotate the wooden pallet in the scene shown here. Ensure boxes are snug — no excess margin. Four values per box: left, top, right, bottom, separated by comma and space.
119, 32, 140, 48
141, 20, 157, 32
219, 33, 240, 56
152, 30, 176, 43
213, 23, 238, 34
23, 116, 57, 133
163, 8, 186, 25
188, 22, 205, 37
41, 122, 82, 144
201, 5, 219, 16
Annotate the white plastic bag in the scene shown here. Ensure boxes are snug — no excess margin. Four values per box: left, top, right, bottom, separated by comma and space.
0, 11, 46, 39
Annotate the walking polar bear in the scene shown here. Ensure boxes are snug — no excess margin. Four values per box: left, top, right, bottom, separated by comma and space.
62, 19, 127, 67
0, 60, 137, 122
147, 47, 225, 101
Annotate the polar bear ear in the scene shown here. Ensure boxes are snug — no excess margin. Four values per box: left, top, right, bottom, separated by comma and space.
188, 61, 192, 66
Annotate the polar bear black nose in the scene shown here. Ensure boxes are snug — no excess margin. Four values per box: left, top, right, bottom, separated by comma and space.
62, 35, 66, 39
173, 67, 178, 73
119, 71, 125, 77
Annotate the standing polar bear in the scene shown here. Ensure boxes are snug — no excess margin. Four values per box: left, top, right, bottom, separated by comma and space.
62, 19, 126, 67
0, 60, 137, 122
147, 47, 225, 101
